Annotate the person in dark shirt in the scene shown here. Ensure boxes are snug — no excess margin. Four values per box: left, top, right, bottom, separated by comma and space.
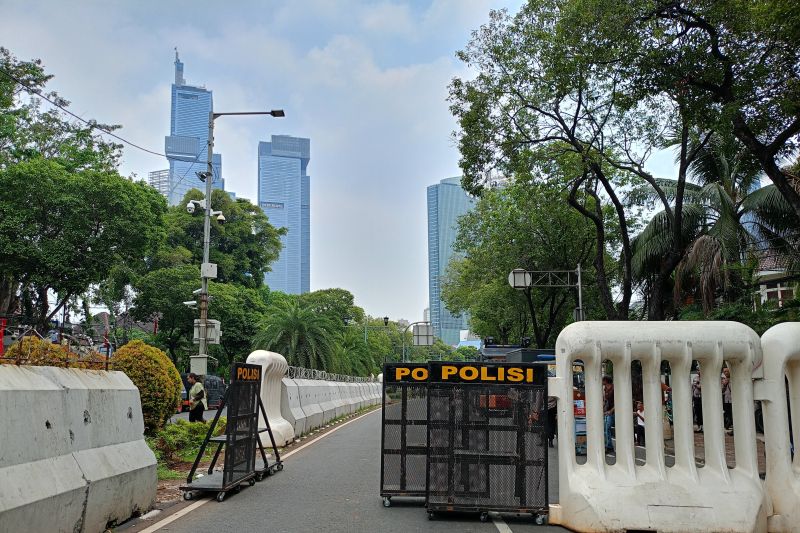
603, 376, 615, 453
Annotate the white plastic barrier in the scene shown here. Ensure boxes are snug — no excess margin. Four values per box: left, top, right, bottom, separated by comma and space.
295, 378, 323, 431
0, 366, 156, 533
246, 350, 294, 446
280, 377, 307, 438
550, 321, 766, 533
759, 323, 800, 532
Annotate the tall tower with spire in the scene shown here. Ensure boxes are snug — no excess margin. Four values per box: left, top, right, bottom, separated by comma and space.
161, 50, 224, 205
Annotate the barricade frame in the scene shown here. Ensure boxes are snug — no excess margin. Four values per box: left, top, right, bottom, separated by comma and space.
380, 362, 429, 504
425, 361, 549, 521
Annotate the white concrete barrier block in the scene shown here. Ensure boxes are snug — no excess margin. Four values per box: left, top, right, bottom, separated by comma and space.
319, 381, 337, 424
760, 322, 800, 533
246, 350, 294, 446
0, 365, 156, 533
552, 321, 766, 533
281, 377, 307, 438
333, 382, 348, 417
295, 379, 323, 432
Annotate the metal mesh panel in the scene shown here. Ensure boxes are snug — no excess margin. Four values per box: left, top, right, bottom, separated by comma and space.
381, 363, 429, 497
223, 375, 259, 486
426, 364, 548, 514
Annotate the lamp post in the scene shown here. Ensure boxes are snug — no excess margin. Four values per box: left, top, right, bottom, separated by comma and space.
508, 264, 584, 323
191, 109, 285, 375
346, 316, 390, 343
401, 321, 433, 362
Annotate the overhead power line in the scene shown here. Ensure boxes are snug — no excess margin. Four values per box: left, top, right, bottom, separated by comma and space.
0, 65, 167, 158
0, 65, 213, 197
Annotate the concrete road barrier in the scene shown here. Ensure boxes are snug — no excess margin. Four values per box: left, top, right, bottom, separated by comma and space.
280, 377, 307, 438
319, 382, 337, 424
0, 365, 156, 533
295, 378, 323, 431
549, 321, 766, 533
759, 323, 800, 533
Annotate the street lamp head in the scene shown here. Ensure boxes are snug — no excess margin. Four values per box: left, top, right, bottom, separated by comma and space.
383, 316, 389, 326
508, 268, 532, 290
270, 109, 286, 117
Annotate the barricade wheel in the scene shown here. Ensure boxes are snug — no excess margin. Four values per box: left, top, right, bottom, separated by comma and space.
535, 514, 547, 525
234, 485, 242, 493
183, 491, 193, 501
256, 472, 264, 482
427, 512, 435, 520
249, 478, 256, 486
383, 497, 391, 508
216, 492, 226, 503
479, 512, 489, 523
276, 463, 284, 471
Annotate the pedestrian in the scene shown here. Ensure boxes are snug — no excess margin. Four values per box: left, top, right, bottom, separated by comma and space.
602, 376, 615, 453
721, 373, 733, 431
547, 395, 557, 448
187, 373, 207, 423
692, 370, 703, 432
634, 401, 645, 446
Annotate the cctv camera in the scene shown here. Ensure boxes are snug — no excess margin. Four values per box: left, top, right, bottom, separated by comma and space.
186, 202, 195, 214
216, 213, 226, 224
183, 300, 197, 307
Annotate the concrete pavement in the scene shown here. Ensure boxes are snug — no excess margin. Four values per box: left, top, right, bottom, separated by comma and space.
150, 408, 567, 533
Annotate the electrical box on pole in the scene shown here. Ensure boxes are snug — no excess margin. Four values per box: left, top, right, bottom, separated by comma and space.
194, 319, 221, 344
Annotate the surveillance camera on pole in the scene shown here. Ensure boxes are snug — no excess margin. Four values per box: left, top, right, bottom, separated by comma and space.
183, 300, 198, 308
211, 210, 226, 224
186, 199, 205, 214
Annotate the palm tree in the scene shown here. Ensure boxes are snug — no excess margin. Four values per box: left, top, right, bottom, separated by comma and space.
330, 327, 372, 376
632, 132, 796, 313
252, 299, 334, 369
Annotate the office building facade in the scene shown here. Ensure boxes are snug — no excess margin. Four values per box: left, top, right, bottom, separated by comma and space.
160, 51, 223, 205
427, 177, 475, 345
258, 135, 310, 294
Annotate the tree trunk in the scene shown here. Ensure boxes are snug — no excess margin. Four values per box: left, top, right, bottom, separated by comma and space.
0, 274, 20, 316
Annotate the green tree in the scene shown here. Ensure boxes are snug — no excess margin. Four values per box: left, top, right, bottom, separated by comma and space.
561, 1, 800, 220
299, 288, 364, 328
153, 189, 284, 287
207, 282, 268, 369
252, 299, 335, 369
442, 181, 596, 348
0, 158, 166, 330
131, 265, 198, 363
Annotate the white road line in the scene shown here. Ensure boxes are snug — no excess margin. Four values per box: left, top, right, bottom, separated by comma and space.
492, 514, 514, 533
140, 408, 381, 532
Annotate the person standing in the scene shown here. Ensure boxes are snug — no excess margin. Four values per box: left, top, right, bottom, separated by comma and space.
634, 401, 646, 446
722, 373, 733, 432
187, 373, 207, 423
692, 370, 703, 432
602, 376, 615, 453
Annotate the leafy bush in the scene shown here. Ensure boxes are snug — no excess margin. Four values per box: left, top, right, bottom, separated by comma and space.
152, 418, 227, 464
2, 336, 107, 368
112, 340, 182, 434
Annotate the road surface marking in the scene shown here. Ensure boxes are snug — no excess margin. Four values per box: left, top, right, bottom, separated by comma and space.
492, 513, 514, 533
142, 408, 381, 532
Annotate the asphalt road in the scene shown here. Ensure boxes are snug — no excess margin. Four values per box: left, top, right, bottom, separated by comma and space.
154, 409, 567, 533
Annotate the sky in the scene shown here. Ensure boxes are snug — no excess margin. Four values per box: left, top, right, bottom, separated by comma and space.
1, 0, 683, 324
1, 0, 532, 323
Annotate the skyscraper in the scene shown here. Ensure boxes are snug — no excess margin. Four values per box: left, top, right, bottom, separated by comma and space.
427, 177, 475, 345
162, 50, 223, 206
258, 135, 310, 294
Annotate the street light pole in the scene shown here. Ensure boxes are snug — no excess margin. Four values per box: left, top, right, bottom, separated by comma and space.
194, 108, 285, 374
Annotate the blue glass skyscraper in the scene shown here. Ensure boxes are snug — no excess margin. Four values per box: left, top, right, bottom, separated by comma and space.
258, 135, 311, 294
427, 177, 475, 345
163, 51, 223, 206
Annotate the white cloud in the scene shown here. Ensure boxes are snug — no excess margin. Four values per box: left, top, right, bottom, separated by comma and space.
0, 0, 515, 321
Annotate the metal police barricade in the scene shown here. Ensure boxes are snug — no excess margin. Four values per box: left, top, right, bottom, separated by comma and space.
181, 362, 283, 502
426, 361, 549, 524
380, 362, 429, 506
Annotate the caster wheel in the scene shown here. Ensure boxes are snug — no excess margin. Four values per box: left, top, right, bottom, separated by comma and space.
234, 485, 242, 493
428, 511, 435, 521
255, 473, 264, 482
216, 492, 226, 503
183, 491, 193, 501
249, 478, 256, 486
480, 512, 489, 523
276, 463, 284, 471
383, 497, 391, 508
535, 514, 547, 525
